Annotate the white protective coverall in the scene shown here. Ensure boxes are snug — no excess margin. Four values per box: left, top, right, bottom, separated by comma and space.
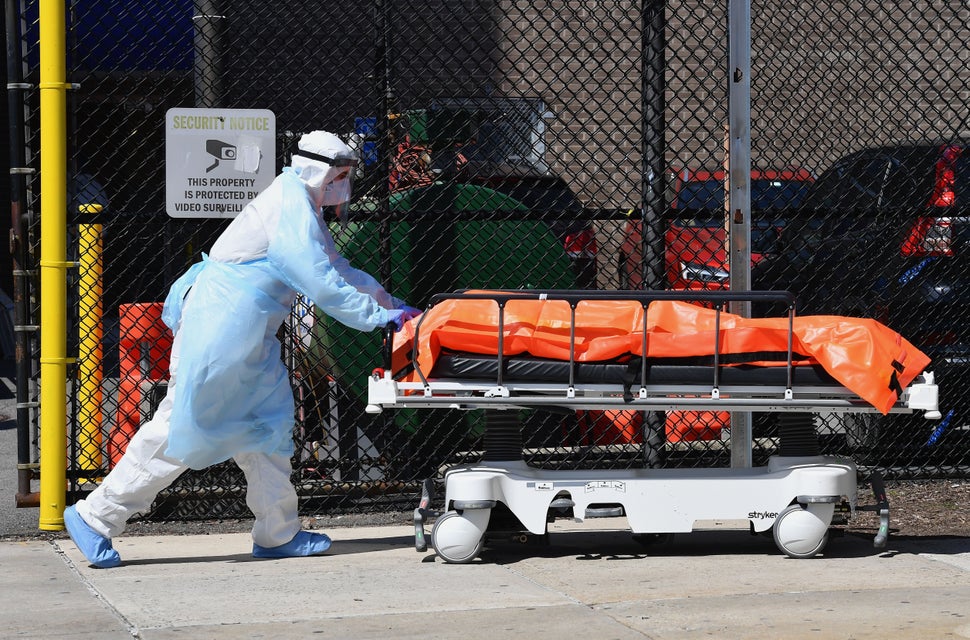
74, 131, 406, 549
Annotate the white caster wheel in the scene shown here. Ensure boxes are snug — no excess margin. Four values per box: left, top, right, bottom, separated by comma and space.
431, 511, 486, 563
773, 504, 830, 559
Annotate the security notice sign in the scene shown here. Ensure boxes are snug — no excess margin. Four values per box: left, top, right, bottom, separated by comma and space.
165, 108, 276, 218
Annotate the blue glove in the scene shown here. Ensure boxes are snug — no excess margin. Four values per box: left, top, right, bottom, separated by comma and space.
399, 304, 422, 321
386, 308, 407, 332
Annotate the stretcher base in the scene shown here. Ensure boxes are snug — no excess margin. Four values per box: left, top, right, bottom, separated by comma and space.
421, 456, 870, 563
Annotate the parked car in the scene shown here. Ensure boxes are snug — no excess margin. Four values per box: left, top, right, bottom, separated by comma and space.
618, 168, 814, 290
756, 142, 969, 461
761, 143, 968, 320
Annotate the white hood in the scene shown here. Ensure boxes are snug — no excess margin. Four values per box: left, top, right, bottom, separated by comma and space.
290, 131, 357, 208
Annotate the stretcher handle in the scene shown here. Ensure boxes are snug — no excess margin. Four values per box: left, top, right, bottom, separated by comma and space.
382, 322, 396, 370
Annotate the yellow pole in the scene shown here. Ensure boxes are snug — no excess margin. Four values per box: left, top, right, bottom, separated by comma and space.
38, 0, 70, 530
78, 204, 104, 474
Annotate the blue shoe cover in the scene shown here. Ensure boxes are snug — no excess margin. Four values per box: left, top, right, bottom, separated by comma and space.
63, 505, 121, 568
252, 531, 332, 559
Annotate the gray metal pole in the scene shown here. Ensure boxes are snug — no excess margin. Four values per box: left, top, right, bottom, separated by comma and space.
193, 0, 224, 108
727, 0, 752, 468
375, 0, 393, 287
640, 0, 666, 468
640, 0, 666, 293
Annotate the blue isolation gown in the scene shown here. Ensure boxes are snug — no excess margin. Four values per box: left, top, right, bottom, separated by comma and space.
160, 169, 398, 469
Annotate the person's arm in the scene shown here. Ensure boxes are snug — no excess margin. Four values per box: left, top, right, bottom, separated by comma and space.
321, 233, 404, 309
266, 173, 397, 331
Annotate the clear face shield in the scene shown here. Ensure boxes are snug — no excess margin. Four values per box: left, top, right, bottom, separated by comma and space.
294, 148, 359, 225
324, 167, 356, 226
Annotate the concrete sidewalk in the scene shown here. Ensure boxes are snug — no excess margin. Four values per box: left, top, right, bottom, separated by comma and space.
3, 519, 970, 639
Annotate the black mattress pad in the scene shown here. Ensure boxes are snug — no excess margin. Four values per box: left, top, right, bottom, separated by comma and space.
428, 349, 839, 387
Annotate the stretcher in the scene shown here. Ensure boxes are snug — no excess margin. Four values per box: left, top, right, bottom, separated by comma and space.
365, 290, 942, 562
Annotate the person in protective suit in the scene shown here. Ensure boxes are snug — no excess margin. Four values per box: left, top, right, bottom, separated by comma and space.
64, 131, 420, 568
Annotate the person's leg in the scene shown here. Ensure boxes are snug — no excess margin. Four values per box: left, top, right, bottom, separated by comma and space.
68, 331, 188, 568
76, 391, 187, 536
235, 451, 330, 557
67, 383, 187, 567
235, 451, 300, 547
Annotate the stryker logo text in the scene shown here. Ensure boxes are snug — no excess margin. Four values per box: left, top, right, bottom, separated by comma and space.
748, 510, 779, 519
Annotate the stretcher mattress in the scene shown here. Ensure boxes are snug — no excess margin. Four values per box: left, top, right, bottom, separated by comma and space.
388, 290, 932, 415
431, 349, 838, 387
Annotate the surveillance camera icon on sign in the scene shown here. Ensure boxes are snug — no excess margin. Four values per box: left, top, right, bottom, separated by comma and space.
205, 139, 237, 172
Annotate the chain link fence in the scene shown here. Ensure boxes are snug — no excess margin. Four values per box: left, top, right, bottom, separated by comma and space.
5, 0, 969, 521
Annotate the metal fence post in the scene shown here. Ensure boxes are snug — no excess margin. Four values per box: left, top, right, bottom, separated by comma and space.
38, 0, 69, 530
728, 0, 752, 468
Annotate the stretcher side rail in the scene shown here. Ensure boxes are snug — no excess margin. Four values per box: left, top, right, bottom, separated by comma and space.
415, 289, 797, 398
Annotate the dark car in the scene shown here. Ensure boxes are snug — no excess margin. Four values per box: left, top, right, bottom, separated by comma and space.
762, 143, 968, 321
362, 105, 598, 289
754, 142, 969, 461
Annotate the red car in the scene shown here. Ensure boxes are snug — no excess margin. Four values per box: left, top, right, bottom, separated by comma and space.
619, 168, 815, 290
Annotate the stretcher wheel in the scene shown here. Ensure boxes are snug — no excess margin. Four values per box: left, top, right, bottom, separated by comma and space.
772, 503, 830, 559
431, 511, 486, 563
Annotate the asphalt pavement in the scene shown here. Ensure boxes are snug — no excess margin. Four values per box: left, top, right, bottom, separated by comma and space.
3, 358, 970, 639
